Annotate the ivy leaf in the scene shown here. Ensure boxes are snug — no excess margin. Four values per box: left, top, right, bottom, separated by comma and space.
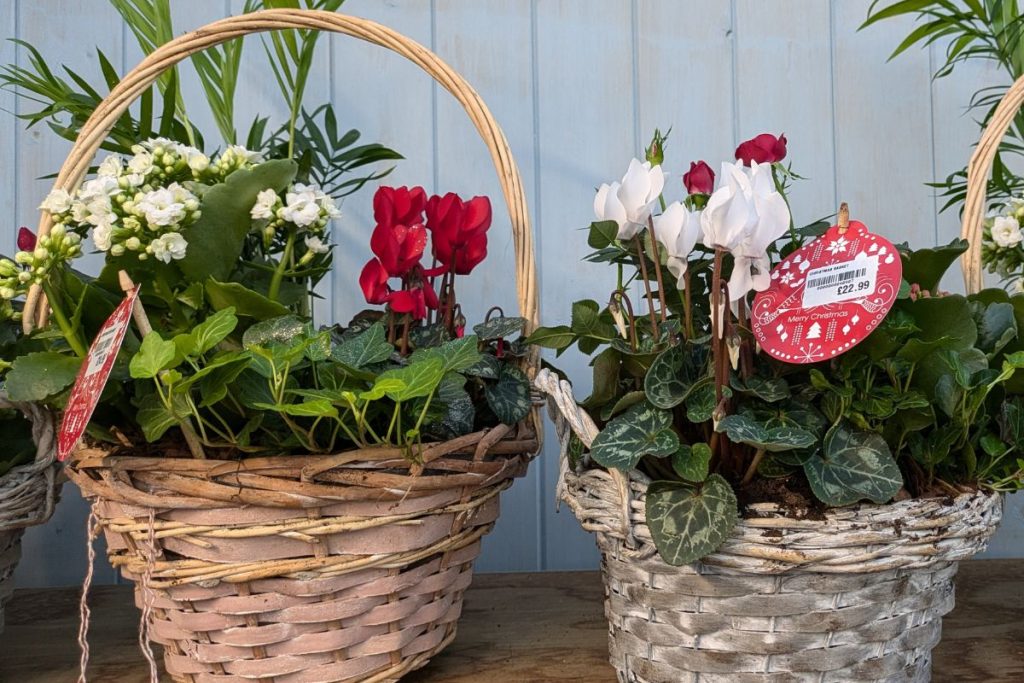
5, 352, 82, 402
198, 354, 253, 407
411, 335, 483, 373
473, 316, 527, 340
333, 322, 393, 369
191, 307, 238, 355
590, 402, 679, 471
135, 391, 189, 442
646, 475, 738, 566
644, 343, 701, 409
1001, 398, 1023, 444
377, 357, 445, 402
803, 425, 903, 506
179, 159, 297, 281
671, 443, 712, 482
359, 378, 405, 402
524, 325, 575, 350
254, 398, 339, 418
484, 364, 532, 425
716, 414, 816, 452
130, 332, 177, 379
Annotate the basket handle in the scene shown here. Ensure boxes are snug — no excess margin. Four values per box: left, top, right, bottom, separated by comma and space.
960, 74, 1024, 294
23, 8, 539, 364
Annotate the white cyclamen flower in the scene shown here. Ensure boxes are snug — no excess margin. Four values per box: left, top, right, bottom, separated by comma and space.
594, 158, 665, 240
701, 161, 790, 301
653, 201, 701, 289
250, 188, 280, 221
39, 189, 73, 214
991, 215, 1023, 248
281, 185, 323, 228
304, 234, 329, 254
149, 232, 188, 263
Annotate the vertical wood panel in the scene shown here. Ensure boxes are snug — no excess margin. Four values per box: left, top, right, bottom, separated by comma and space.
433, 0, 541, 572
735, 0, 835, 224
831, 0, 935, 244
534, 0, 635, 570
12, 0, 127, 588
0, 1, 15, 254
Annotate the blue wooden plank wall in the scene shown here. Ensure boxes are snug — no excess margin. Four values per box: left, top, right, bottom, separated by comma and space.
5, 0, 1023, 588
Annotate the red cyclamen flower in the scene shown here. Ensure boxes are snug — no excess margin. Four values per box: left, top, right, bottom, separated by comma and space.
735, 133, 787, 166
683, 161, 715, 195
17, 227, 36, 252
359, 259, 438, 321
374, 186, 427, 229
359, 258, 391, 305
425, 193, 492, 275
370, 222, 428, 277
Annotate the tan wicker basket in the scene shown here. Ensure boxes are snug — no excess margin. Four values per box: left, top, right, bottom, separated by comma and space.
25, 9, 541, 682
534, 61, 1024, 683
0, 398, 59, 634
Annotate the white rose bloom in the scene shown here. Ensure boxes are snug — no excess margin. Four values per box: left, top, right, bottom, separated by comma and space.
991, 215, 1023, 248
594, 159, 665, 241
251, 188, 279, 221
137, 186, 187, 227
304, 234, 329, 254
97, 155, 124, 178
150, 232, 188, 263
39, 189, 73, 214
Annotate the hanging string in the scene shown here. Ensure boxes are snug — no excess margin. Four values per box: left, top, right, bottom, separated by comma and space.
138, 508, 159, 682
76, 511, 99, 683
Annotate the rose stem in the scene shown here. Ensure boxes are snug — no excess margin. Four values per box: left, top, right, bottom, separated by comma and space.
633, 236, 659, 336
646, 216, 668, 322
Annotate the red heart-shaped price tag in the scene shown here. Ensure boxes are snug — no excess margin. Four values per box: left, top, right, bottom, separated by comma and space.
751, 220, 902, 364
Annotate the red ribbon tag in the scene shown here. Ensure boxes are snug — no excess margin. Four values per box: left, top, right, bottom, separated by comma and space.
751, 220, 902, 364
57, 287, 139, 461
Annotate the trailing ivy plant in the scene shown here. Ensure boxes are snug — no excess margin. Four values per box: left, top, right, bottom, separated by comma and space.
531, 132, 1024, 566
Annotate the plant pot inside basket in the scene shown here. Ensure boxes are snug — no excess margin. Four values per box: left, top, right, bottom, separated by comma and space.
69, 423, 536, 683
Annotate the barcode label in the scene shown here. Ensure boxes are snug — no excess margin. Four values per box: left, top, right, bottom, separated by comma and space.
802, 254, 878, 308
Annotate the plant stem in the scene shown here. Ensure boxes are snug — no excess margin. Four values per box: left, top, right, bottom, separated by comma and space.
646, 216, 668, 322
683, 269, 693, 340
268, 229, 296, 302
40, 281, 87, 357
633, 236, 659, 336
741, 449, 766, 486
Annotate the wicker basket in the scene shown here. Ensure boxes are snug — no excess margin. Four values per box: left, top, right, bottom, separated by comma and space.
25, 9, 542, 682
0, 398, 59, 634
533, 62, 1024, 683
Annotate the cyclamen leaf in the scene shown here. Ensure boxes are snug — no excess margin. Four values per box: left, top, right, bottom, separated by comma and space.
484, 364, 532, 425
473, 316, 527, 340
333, 322, 393, 368
716, 413, 816, 452
803, 425, 903, 507
582, 347, 620, 410
646, 475, 738, 566
130, 332, 177, 379
730, 375, 790, 403
4, 352, 82, 402
671, 443, 712, 482
685, 382, 717, 423
438, 372, 475, 436
644, 343, 698, 409
590, 402, 679, 471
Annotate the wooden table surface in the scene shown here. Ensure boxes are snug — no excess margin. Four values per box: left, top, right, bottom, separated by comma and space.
2, 561, 1022, 682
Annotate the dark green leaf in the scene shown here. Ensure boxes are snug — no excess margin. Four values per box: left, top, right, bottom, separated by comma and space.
473, 316, 527, 340
671, 443, 712, 482
484, 364, 532, 425
333, 322, 393, 369
716, 414, 817, 452
804, 425, 902, 506
206, 278, 291, 319
5, 352, 82, 402
646, 475, 738, 566
590, 402, 679, 470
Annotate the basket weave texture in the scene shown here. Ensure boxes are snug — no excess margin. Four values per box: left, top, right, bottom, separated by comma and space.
0, 398, 59, 633
535, 369, 1002, 683
34, 8, 542, 682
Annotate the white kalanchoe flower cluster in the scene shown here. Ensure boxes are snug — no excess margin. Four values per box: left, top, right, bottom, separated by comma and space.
0, 226, 82, 300
250, 183, 341, 253
208, 144, 263, 181
982, 196, 1024, 281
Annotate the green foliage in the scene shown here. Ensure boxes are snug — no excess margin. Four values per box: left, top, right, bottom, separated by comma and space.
804, 425, 902, 506
5, 352, 81, 402
646, 475, 738, 566
590, 402, 679, 470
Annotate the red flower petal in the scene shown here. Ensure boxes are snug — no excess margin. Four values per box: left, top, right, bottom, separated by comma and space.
17, 227, 36, 252
359, 258, 391, 304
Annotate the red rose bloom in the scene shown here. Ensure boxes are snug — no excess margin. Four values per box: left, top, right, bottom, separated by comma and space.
17, 227, 36, 252
425, 193, 491, 275
735, 133, 787, 165
683, 161, 715, 195
373, 186, 427, 229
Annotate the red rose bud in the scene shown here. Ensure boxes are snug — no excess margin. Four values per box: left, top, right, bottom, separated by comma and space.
683, 161, 715, 195
426, 193, 492, 275
17, 227, 36, 252
735, 133, 787, 165
373, 186, 427, 229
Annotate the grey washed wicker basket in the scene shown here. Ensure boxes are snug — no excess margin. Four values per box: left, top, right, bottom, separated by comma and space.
536, 369, 1003, 683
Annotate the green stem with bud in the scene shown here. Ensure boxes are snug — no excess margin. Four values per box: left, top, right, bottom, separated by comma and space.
268, 229, 296, 303
40, 281, 86, 357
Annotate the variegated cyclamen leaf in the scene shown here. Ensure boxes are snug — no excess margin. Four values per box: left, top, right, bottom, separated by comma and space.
484, 364, 531, 425
671, 443, 712, 482
645, 343, 698, 409
590, 403, 679, 471
438, 373, 475, 436
716, 414, 817, 452
803, 425, 902, 506
730, 375, 790, 403
646, 475, 738, 566
473, 316, 527, 340
685, 382, 717, 423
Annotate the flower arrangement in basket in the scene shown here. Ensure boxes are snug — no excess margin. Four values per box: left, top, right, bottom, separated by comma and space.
0, 6, 539, 682
533, 128, 1021, 681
